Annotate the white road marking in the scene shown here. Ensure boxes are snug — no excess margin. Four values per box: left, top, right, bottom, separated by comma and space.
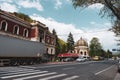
0, 70, 40, 76
1, 71, 48, 79
19, 66, 36, 69
95, 65, 114, 75
5, 69, 34, 73
62, 67, 75, 70
39, 74, 67, 80
38, 61, 94, 69
62, 76, 79, 80
13, 72, 57, 80
0, 67, 34, 72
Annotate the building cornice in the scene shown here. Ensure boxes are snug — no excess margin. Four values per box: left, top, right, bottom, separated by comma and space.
0, 31, 30, 41
0, 10, 31, 28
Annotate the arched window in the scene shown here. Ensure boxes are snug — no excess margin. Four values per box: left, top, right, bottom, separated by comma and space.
0, 20, 8, 31
81, 51, 83, 55
13, 25, 19, 35
23, 28, 29, 37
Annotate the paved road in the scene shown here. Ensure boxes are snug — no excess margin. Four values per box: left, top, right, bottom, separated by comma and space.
0, 60, 119, 80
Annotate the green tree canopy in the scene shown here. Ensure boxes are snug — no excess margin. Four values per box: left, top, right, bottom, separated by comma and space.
52, 29, 60, 55
89, 37, 102, 57
72, 0, 120, 38
67, 32, 74, 52
52, 29, 67, 55
72, 0, 120, 20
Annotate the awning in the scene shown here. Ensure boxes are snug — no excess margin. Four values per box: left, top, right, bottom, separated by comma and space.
58, 53, 79, 57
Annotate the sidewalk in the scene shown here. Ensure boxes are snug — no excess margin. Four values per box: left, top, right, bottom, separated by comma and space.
114, 73, 120, 80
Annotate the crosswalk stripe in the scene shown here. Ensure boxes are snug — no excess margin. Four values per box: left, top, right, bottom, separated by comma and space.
0, 67, 80, 80
19, 66, 36, 69
39, 74, 67, 80
62, 76, 79, 80
1, 71, 48, 79
0, 68, 34, 73
6, 69, 34, 73
13, 72, 57, 80
0, 67, 27, 70
0, 70, 40, 76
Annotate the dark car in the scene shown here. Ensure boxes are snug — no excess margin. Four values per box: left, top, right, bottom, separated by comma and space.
118, 59, 120, 73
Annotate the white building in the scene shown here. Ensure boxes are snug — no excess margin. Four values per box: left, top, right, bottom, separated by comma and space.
74, 37, 89, 57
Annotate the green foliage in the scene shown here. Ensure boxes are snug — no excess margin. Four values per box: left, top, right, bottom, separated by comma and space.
72, 0, 120, 44
13, 12, 33, 22
52, 29, 67, 56
67, 32, 74, 52
89, 37, 103, 57
105, 49, 113, 58
72, 0, 120, 20
58, 38, 67, 53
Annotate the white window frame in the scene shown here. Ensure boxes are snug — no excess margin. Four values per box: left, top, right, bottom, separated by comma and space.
13, 25, 19, 35
23, 28, 29, 37
0, 20, 8, 31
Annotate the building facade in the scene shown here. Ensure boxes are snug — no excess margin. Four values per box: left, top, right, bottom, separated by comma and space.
0, 10, 55, 60
74, 37, 89, 57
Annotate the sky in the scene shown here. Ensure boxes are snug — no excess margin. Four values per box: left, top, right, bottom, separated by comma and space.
0, 0, 118, 51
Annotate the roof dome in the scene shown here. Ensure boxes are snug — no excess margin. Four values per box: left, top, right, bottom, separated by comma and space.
75, 37, 88, 47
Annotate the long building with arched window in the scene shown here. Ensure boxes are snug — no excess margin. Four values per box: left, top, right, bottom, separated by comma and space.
0, 10, 55, 65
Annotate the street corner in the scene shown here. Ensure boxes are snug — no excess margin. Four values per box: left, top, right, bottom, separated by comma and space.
114, 73, 120, 80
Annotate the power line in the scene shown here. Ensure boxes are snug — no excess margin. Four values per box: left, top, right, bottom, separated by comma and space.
57, 29, 109, 36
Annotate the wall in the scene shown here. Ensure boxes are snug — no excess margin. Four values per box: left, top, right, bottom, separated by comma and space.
0, 35, 45, 57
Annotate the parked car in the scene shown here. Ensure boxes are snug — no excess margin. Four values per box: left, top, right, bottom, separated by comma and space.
118, 59, 120, 73
76, 56, 86, 62
63, 58, 74, 62
92, 56, 100, 61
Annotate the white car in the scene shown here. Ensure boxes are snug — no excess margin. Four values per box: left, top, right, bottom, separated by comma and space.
76, 57, 86, 62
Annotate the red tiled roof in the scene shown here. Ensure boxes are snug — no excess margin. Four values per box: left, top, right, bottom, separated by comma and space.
58, 53, 79, 57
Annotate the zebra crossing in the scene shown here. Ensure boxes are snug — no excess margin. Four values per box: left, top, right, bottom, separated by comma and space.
0, 67, 79, 80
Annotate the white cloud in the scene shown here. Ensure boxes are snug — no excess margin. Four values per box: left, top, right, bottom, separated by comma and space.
88, 3, 104, 9
84, 30, 116, 50
89, 21, 112, 30
30, 14, 116, 50
0, 0, 13, 3
90, 21, 96, 25
17, 0, 43, 11
0, 2, 18, 12
30, 13, 83, 41
66, 0, 71, 2
55, 0, 62, 9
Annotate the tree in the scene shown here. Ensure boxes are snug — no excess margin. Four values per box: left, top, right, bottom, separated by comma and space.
52, 29, 61, 56
89, 37, 102, 57
58, 39, 67, 53
72, 0, 120, 37
72, 0, 120, 20
67, 32, 74, 52
52, 29, 67, 55
13, 12, 33, 22
105, 49, 113, 58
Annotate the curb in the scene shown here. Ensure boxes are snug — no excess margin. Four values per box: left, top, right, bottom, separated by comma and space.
114, 73, 120, 80
46, 61, 74, 64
